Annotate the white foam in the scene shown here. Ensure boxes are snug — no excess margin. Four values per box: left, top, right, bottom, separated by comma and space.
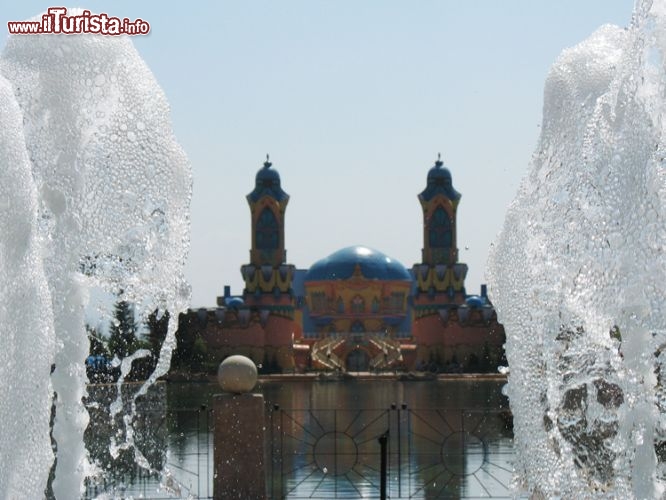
0, 17, 191, 497
488, 1, 666, 497
0, 72, 55, 500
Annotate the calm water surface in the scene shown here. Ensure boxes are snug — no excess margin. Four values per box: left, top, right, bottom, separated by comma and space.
85, 379, 514, 499
167, 377, 509, 409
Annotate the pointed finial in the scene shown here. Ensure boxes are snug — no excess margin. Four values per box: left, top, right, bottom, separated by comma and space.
263, 154, 272, 169
435, 152, 443, 167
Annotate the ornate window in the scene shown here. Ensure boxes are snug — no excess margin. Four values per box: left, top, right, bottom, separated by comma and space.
337, 296, 344, 313
256, 207, 279, 250
310, 291, 327, 313
351, 295, 365, 314
389, 292, 405, 312
371, 297, 380, 313
428, 206, 452, 249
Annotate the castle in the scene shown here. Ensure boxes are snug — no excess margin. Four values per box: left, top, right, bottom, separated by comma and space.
175, 157, 505, 373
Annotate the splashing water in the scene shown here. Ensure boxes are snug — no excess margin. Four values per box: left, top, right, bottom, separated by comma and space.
0, 70, 56, 500
0, 13, 191, 499
488, 1, 666, 498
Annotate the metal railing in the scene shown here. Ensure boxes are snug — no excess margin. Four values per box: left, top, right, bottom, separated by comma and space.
268, 406, 515, 499
82, 405, 515, 499
83, 407, 214, 499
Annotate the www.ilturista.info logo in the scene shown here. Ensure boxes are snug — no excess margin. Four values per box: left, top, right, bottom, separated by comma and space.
7, 7, 150, 36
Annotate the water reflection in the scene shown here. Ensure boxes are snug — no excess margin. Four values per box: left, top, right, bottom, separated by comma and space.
84, 379, 513, 499
404, 408, 514, 498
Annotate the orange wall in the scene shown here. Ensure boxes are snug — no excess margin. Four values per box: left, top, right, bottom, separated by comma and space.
413, 314, 504, 347
264, 315, 295, 347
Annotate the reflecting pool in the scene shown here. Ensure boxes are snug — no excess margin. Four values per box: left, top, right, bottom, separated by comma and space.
84, 378, 514, 499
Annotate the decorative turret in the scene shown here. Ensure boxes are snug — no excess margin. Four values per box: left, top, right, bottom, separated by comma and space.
412, 155, 468, 306
241, 156, 295, 301
418, 153, 461, 265
246, 155, 289, 267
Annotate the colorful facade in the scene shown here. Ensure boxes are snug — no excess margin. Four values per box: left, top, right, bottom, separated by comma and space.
176, 157, 505, 373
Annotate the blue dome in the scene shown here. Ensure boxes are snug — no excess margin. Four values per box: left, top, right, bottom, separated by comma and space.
305, 246, 411, 281
427, 164, 452, 183
419, 158, 461, 202
247, 157, 288, 203
256, 165, 280, 183
465, 295, 487, 308
225, 297, 245, 308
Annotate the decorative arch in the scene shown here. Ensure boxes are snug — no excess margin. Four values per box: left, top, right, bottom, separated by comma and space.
345, 347, 371, 372
255, 207, 279, 250
428, 205, 452, 249
351, 295, 365, 314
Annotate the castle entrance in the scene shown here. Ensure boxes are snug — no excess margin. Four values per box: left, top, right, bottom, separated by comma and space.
345, 348, 370, 372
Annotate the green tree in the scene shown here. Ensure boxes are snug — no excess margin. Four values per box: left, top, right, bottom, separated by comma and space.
108, 299, 138, 359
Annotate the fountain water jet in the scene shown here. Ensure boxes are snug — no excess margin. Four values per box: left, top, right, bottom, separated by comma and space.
0, 73, 56, 500
488, 1, 666, 498
0, 13, 191, 498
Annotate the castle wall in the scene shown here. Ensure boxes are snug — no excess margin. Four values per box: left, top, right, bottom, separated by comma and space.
412, 313, 505, 371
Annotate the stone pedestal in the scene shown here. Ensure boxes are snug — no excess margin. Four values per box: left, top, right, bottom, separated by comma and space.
213, 393, 266, 500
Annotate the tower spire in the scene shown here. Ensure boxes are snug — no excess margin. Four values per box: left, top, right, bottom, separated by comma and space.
413, 157, 467, 303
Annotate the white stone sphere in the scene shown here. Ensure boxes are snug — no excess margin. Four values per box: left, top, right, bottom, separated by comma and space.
217, 355, 258, 393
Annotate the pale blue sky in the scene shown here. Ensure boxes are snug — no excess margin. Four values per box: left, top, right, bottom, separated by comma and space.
2, 2, 633, 307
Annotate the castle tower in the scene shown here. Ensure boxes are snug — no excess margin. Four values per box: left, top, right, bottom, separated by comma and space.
240, 156, 296, 369
246, 156, 289, 268
413, 155, 468, 306
408, 156, 505, 372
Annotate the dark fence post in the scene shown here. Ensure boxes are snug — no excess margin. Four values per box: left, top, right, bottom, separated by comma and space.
213, 356, 266, 500
378, 430, 389, 500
